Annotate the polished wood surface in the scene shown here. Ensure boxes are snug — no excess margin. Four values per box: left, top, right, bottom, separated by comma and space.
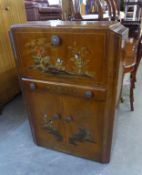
0, 0, 26, 109
10, 21, 128, 163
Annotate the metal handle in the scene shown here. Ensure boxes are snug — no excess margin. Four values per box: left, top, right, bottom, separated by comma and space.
30, 83, 36, 91
84, 91, 93, 98
51, 35, 60, 46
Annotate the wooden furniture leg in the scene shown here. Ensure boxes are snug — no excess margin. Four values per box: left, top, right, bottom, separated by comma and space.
130, 73, 135, 111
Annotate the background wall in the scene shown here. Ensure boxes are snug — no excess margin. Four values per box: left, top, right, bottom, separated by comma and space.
48, 0, 60, 4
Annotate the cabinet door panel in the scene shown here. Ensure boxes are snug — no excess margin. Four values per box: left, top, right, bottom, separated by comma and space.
22, 80, 66, 150
22, 79, 106, 161
12, 30, 107, 87
63, 95, 105, 161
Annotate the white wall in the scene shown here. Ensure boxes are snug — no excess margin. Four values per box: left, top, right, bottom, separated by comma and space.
48, 0, 60, 4
48, 0, 87, 5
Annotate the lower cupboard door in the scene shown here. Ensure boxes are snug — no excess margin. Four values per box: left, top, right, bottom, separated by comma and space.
22, 79, 106, 161
22, 81, 66, 151
62, 95, 105, 161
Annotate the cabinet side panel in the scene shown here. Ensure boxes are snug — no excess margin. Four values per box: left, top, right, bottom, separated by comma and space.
101, 30, 125, 163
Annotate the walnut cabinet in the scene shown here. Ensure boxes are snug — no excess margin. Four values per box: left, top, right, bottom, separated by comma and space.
10, 21, 128, 163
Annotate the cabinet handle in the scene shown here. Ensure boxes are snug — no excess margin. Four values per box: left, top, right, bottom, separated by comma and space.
5, 6, 10, 11
84, 91, 93, 98
51, 35, 60, 46
30, 83, 36, 91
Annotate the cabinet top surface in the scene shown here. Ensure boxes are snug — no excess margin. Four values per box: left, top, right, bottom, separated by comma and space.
11, 20, 126, 32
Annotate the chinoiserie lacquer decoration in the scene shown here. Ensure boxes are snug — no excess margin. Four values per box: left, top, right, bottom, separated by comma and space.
25, 38, 95, 78
43, 114, 63, 142
69, 128, 96, 146
68, 41, 95, 77
42, 114, 96, 145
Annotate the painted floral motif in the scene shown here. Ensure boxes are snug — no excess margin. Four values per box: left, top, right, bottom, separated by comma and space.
25, 39, 95, 78
42, 114, 96, 145
69, 128, 96, 146
43, 114, 63, 142
68, 42, 95, 77
25, 38, 49, 54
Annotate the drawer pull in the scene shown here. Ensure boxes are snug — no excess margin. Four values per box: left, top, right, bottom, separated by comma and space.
65, 116, 73, 123
84, 91, 93, 98
30, 83, 36, 91
51, 35, 60, 46
52, 114, 61, 120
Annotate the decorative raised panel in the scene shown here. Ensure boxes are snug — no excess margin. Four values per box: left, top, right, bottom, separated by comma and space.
25, 39, 95, 78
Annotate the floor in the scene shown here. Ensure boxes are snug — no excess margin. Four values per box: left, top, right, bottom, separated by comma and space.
0, 65, 142, 175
